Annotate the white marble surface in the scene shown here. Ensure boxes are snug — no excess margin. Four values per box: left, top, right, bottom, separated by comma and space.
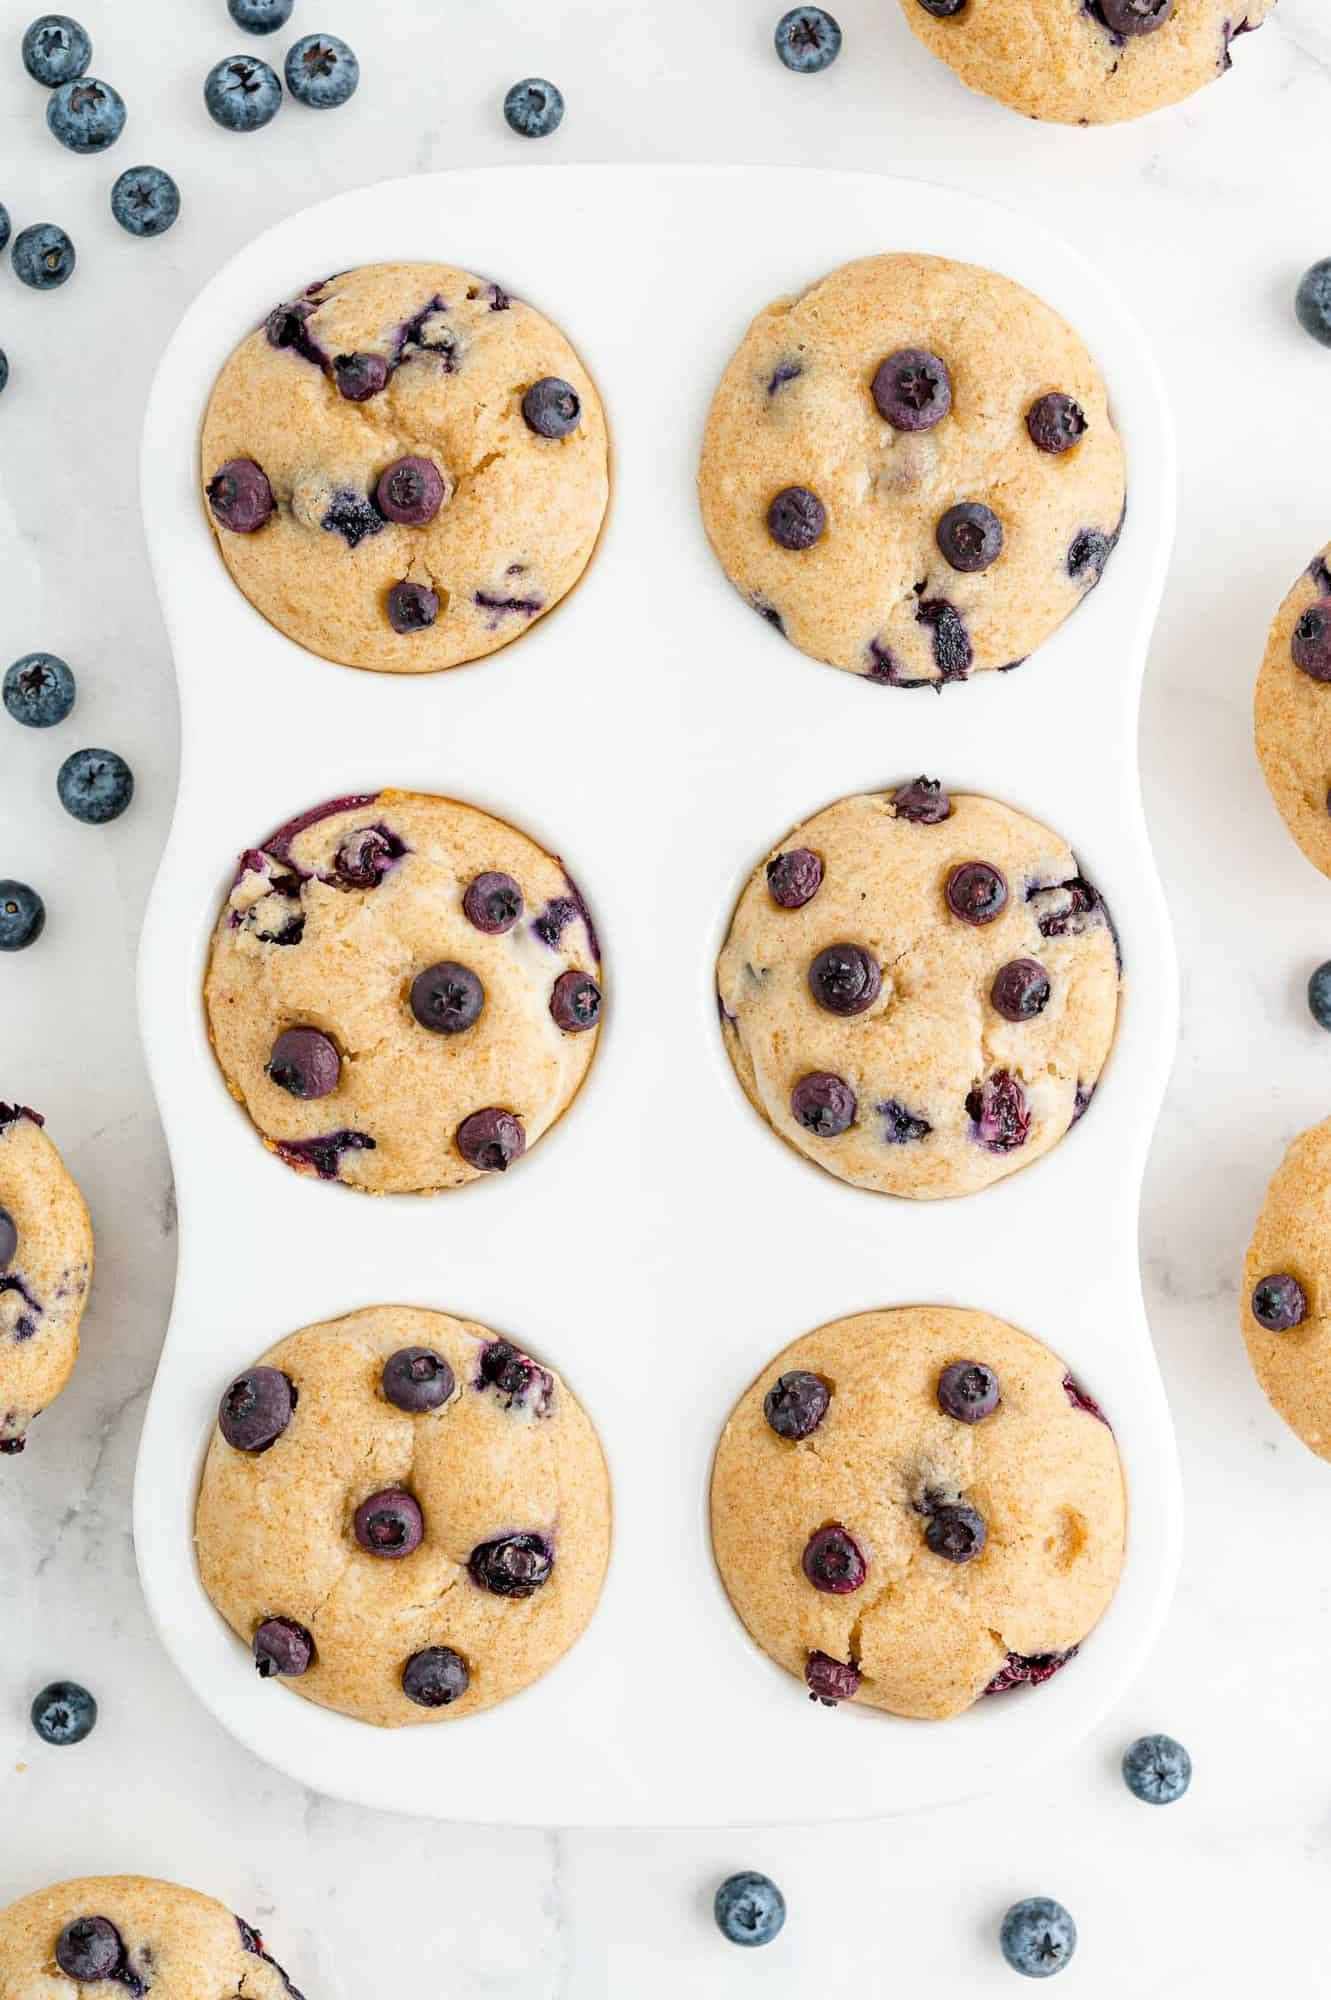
2, 0, 1330, 1990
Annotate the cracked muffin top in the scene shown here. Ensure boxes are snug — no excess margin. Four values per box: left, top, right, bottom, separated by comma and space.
716, 782, 1120, 1201
200, 261, 609, 674
710, 1306, 1126, 1720
0, 1104, 93, 1457
195, 1305, 612, 1727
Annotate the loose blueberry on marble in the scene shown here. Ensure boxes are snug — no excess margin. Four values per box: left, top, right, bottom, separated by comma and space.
766, 847, 823, 908
714, 1873, 786, 1949
47, 74, 124, 151
285, 33, 359, 108
266, 1026, 340, 1098
457, 1107, 526, 1172
30, 1679, 97, 1745
204, 54, 281, 130
937, 500, 1003, 574
1099, 0, 1172, 32
809, 942, 881, 1015
469, 1530, 553, 1597
382, 1345, 455, 1412
790, 1071, 856, 1137
22, 14, 90, 86
550, 970, 601, 1033
1308, 960, 1331, 1031
0, 881, 45, 951
1251, 1272, 1307, 1332
522, 375, 580, 437
111, 164, 179, 236
774, 7, 842, 71
1122, 1731, 1191, 1804
937, 1360, 999, 1423
386, 580, 440, 633
252, 1615, 313, 1677
402, 1645, 469, 1707
228, 0, 293, 30
1026, 391, 1086, 455
55, 1917, 123, 1981
376, 455, 447, 525
805, 1651, 861, 1704
57, 747, 133, 824
967, 1070, 1030, 1152
946, 860, 1007, 925
764, 1369, 830, 1441
464, 871, 524, 933
1296, 261, 1331, 349
354, 1487, 423, 1558
1000, 1897, 1077, 1979
0, 1206, 16, 1268
872, 347, 951, 431
331, 350, 388, 400
219, 1365, 295, 1452
503, 75, 564, 138
411, 960, 484, 1034
767, 485, 826, 551
893, 776, 951, 823
1291, 602, 1331, 681
991, 958, 1051, 1022
924, 1501, 986, 1562
802, 1522, 866, 1593
207, 458, 273, 533
4, 652, 75, 728
0, 205, 8, 253
12, 221, 75, 289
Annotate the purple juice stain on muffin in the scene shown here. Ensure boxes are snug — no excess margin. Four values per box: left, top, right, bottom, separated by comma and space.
749, 595, 786, 636
260, 793, 381, 864
966, 1071, 1031, 1152
474, 588, 544, 627
878, 1099, 932, 1144
272, 1129, 376, 1180
1062, 1371, 1110, 1426
393, 293, 455, 367
475, 1338, 554, 1415
321, 489, 385, 548
984, 1647, 1078, 1696
265, 297, 327, 368
767, 358, 802, 396
531, 874, 599, 958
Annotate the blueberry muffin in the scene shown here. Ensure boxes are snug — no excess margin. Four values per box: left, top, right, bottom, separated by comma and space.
195, 1306, 611, 1726
0, 1104, 93, 1455
1254, 545, 1331, 880
698, 253, 1125, 686
204, 790, 602, 1195
717, 781, 1119, 1199
201, 261, 609, 674
0, 1874, 303, 1996
1242, 1113, 1331, 1461
711, 1307, 1126, 1719
898, 0, 1277, 127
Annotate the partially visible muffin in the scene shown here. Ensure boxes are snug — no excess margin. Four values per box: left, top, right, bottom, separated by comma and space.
1242, 1113, 1331, 1461
0, 1103, 93, 1455
1255, 544, 1331, 879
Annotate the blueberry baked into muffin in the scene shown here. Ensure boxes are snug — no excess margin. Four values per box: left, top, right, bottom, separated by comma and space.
195, 1306, 611, 1726
0, 1103, 93, 1455
1254, 543, 1331, 880
898, 0, 1278, 128
204, 790, 602, 1195
710, 1307, 1126, 1719
201, 261, 609, 673
698, 253, 1125, 687
717, 781, 1119, 1199
0, 1873, 303, 1996
1242, 1113, 1331, 1461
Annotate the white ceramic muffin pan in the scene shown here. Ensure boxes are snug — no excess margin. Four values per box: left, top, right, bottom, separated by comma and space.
135, 166, 1180, 1827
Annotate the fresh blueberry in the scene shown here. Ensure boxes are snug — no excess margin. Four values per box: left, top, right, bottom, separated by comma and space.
1291, 602, 1331, 681
937, 501, 1003, 574
802, 1522, 866, 1593
503, 76, 564, 138
464, 871, 523, 934
892, 776, 951, 823
468, 1530, 553, 1597
522, 375, 580, 437
1308, 960, 1331, 1030
376, 455, 447, 525
774, 7, 841, 71
763, 1369, 830, 1440
110, 163, 179, 237
550, 970, 601, 1033
1099, 0, 1173, 32
714, 1872, 786, 1949
924, 1501, 986, 1562
218, 1365, 295, 1452
805, 1651, 861, 1704
1122, 1732, 1191, 1805
808, 942, 881, 1015
57, 747, 133, 824
382, 1346, 454, 1413
252, 1616, 314, 1677
946, 860, 1008, 925
353, 1487, 423, 1559
0, 206, 8, 253
12, 221, 75, 289
22, 15, 91, 86
386, 580, 440, 633
966, 1070, 1031, 1153
207, 458, 273, 533
4, 652, 75, 728
402, 1645, 469, 1707
266, 1026, 341, 1098
47, 75, 124, 152
228, 0, 293, 29
767, 485, 827, 551
766, 847, 823, 908
991, 958, 1051, 1022
30, 1679, 97, 1745
790, 1071, 856, 1137
456, 1107, 526, 1172
0, 1207, 16, 1268
872, 347, 952, 431
285, 33, 359, 108
204, 54, 282, 131
0, 881, 45, 951
55, 1918, 124, 1981
937, 1360, 1000, 1423
1026, 392, 1086, 454
1296, 260, 1331, 349
1000, 1897, 1077, 1978
331, 350, 388, 400
411, 961, 484, 1034
1251, 1273, 1307, 1332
